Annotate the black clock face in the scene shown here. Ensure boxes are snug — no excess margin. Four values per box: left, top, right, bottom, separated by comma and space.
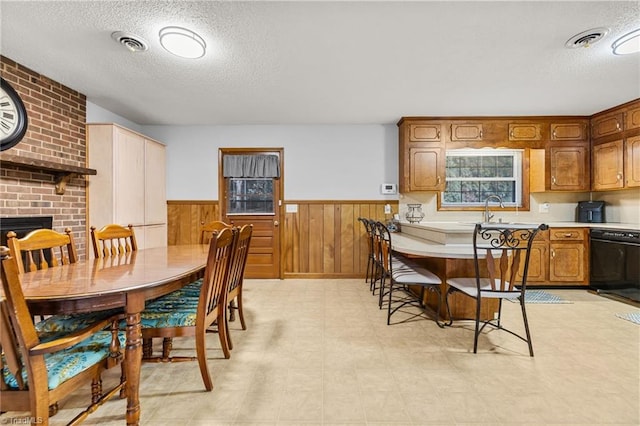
1, 77, 29, 151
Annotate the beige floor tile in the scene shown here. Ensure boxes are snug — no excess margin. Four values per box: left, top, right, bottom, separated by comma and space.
2, 279, 638, 426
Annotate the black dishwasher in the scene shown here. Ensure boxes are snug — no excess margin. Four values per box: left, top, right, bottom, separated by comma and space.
590, 228, 640, 304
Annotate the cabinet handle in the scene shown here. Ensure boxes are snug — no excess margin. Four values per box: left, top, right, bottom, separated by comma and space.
436, 130, 441, 139
479, 130, 483, 139
436, 176, 441, 184
616, 120, 621, 131
552, 129, 557, 139
510, 130, 514, 139
551, 249, 555, 258
564, 233, 573, 238
274, 220, 279, 226
617, 172, 623, 181
551, 176, 556, 185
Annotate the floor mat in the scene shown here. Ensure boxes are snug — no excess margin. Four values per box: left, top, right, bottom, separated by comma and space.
615, 312, 640, 325
507, 290, 572, 304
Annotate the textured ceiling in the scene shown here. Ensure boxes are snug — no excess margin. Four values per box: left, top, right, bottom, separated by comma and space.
1, 1, 639, 125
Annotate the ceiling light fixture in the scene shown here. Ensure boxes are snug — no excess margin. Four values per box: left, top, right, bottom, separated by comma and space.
159, 26, 206, 59
612, 29, 640, 55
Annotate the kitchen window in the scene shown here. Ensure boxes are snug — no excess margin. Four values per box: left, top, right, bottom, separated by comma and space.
441, 149, 523, 207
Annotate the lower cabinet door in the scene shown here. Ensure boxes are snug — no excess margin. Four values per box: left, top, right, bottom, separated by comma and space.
549, 242, 586, 283
519, 242, 548, 283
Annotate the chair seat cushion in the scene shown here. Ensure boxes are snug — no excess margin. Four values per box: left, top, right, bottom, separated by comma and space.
35, 308, 123, 335
132, 279, 204, 329
390, 255, 441, 285
447, 277, 520, 299
137, 307, 198, 328
2, 330, 125, 391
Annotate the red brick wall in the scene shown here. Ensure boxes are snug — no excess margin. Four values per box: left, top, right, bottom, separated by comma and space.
1, 56, 89, 258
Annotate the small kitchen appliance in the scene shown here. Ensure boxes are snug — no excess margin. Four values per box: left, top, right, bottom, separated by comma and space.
577, 201, 605, 223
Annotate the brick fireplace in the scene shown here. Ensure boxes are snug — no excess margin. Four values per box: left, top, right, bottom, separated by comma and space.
1, 56, 90, 258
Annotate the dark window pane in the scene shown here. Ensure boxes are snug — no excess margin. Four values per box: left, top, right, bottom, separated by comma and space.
227, 178, 274, 214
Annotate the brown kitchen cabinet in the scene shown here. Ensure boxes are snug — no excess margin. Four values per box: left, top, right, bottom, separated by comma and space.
592, 139, 624, 190
508, 123, 542, 141
450, 123, 483, 141
408, 123, 442, 142
519, 230, 548, 283
548, 228, 588, 284
626, 135, 640, 187
407, 147, 445, 191
522, 227, 588, 286
625, 103, 640, 130
551, 122, 588, 141
549, 145, 590, 191
398, 119, 446, 192
591, 112, 624, 139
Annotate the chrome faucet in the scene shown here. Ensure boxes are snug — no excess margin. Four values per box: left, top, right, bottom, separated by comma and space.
483, 195, 505, 223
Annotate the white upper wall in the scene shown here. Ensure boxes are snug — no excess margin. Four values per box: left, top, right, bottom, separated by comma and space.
86, 101, 144, 134
88, 101, 399, 200
141, 124, 399, 201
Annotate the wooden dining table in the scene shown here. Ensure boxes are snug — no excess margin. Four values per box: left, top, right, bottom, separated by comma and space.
12, 244, 210, 426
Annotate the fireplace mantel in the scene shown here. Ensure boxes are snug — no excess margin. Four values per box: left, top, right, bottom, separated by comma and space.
0, 153, 97, 195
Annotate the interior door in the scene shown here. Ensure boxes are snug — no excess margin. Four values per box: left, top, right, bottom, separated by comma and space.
219, 148, 283, 279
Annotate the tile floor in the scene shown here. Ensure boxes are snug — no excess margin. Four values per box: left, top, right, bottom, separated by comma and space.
2, 279, 639, 425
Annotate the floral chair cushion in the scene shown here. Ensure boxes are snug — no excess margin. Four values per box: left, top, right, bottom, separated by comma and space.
2, 330, 125, 391
133, 279, 204, 328
35, 308, 122, 335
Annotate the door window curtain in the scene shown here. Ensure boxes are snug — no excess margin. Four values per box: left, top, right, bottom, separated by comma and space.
223, 155, 280, 178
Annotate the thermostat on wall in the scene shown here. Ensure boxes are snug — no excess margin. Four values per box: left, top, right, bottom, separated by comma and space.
380, 183, 397, 195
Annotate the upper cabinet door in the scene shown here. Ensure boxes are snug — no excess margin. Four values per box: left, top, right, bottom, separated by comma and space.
626, 104, 640, 131
592, 139, 624, 191
450, 123, 483, 141
549, 145, 590, 191
591, 113, 624, 139
508, 123, 542, 141
408, 147, 444, 191
550, 123, 587, 141
408, 123, 441, 142
625, 135, 640, 188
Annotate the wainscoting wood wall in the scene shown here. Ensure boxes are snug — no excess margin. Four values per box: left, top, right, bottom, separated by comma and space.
283, 200, 396, 278
167, 200, 220, 245
166, 199, 398, 278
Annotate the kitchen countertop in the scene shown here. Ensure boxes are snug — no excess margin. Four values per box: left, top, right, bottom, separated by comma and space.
391, 220, 640, 257
400, 221, 640, 232
391, 232, 477, 258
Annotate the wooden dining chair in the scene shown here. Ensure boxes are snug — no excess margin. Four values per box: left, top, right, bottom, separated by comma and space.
444, 223, 548, 356
143, 220, 232, 359
224, 224, 253, 351
136, 227, 237, 391
91, 224, 137, 258
6, 227, 78, 274
0, 247, 126, 424
199, 220, 232, 244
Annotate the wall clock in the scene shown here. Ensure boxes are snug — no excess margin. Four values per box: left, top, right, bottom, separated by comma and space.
1, 77, 29, 151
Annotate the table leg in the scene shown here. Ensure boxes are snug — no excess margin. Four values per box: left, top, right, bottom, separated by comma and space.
125, 294, 144, 426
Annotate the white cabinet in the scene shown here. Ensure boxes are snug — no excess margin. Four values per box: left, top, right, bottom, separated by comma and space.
87, 123, 167, 256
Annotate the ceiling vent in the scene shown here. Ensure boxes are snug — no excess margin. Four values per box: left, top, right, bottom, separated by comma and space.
565, 27, 609, 49
111, 31, 148, 52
